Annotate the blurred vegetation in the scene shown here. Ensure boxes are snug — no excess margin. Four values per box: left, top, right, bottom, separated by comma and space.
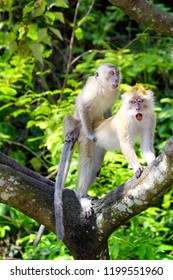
0, 0, 173, 260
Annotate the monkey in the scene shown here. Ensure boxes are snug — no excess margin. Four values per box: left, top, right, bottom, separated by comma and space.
77, 84, 156, 216
64, 63, 121, 140
53, 63, 121, 240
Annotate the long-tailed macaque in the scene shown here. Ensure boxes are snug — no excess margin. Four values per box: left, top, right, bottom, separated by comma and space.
77, 84, 156, 216
63, 63, 121, 139
35, 63, 121, 242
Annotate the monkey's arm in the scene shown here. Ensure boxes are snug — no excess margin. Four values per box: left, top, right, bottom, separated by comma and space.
120, 141, 144, 178
141, 131, 155, 165
78, 107, 97, 142
54, 125, 80, 240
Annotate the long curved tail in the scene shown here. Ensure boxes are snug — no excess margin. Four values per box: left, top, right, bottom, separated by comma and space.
54, 126, 80, 240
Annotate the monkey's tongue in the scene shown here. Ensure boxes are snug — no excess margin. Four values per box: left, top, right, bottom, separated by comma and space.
136, 113, 143, 121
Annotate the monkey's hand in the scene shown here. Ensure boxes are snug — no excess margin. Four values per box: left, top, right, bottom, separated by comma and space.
80, 197, 93, 218
86, 133, 97, 142
135, 165, 144, 179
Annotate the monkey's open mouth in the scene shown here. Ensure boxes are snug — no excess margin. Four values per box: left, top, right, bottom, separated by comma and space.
136, 113, 143, 121
112, 83, 118, 89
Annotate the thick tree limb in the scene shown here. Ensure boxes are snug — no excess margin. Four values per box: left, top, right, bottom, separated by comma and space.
109, 0, 173, 38
0, 137, 173, 259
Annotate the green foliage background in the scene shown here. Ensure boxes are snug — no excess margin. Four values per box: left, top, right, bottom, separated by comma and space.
0, 0, 173, 260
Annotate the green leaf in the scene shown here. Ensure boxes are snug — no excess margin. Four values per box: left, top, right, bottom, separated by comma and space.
32, 0, 46, 17
37, 28, 48, 42
18, 26, 26, 40
45, 11, 55, 24
75, 27, 84, 40
111, 241, 119, 259
0, 226, 10, 238
0, 85, 17, 99
30, 157, 42, 172
27, 24, 38, 41
158, 245, 173, 251
48, 27, 63, 40
45, 11, 65, 24
10, 150, 27, 165
37, 28, 51, 46
23, 3, 33, 17
146, 246, 154, 260
29, 43, 43, 63
53, 12, 65, 23
138, 245, 146, 259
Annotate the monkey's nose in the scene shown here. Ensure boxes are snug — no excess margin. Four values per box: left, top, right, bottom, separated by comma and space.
136, 105, 140, 111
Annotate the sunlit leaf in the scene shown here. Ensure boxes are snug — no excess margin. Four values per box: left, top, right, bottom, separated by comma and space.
27, 24, 38, 41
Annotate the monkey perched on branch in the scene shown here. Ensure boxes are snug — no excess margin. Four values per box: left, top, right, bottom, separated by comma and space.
76, 84, 156, 219
54, 63, 121, 240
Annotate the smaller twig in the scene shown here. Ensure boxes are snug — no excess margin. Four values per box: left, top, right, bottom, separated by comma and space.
60, 0, 82, 100
77, 0, 95, 28
4, 139, 48, 170
71, 49, 104, 65
60, 0, 95, 100
122, 27, 150, 50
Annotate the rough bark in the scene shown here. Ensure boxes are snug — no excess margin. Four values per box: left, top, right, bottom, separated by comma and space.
109, 0, 173, 38
0, 137, 173, 259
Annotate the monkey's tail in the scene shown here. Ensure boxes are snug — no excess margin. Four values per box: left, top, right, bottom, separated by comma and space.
54, 126, 80, 240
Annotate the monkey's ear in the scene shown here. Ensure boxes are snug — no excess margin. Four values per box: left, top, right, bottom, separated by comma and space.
94, 71, 99, 78
146, 89, 154, 98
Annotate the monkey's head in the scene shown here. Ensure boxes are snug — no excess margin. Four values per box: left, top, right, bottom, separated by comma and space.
94, 63, 121, 91
121, 84, 154, 121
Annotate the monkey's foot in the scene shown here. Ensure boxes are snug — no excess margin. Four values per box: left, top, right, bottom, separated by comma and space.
80, 197, 94, 218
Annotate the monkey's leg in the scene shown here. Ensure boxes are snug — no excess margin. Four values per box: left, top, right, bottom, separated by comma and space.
54, 126, 80, 240
77, 142, 105, 217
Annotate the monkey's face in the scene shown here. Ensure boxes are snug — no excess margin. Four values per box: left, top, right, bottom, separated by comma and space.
95, 64, 120, 91
128, 94, 146, 121
122, 88, 154, 122
106, 66, 120, 90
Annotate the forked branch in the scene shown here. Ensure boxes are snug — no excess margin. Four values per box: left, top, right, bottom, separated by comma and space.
0, 136, 173, 259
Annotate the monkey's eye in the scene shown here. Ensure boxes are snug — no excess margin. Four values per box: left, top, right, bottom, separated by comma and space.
139, 99, 144, 103
109, 70, 115, 76
95, 71, 99, 78
130, 100, 136, 104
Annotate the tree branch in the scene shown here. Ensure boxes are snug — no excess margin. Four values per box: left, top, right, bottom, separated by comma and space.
109, 0, 173, 38
0, 137, 173, 259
